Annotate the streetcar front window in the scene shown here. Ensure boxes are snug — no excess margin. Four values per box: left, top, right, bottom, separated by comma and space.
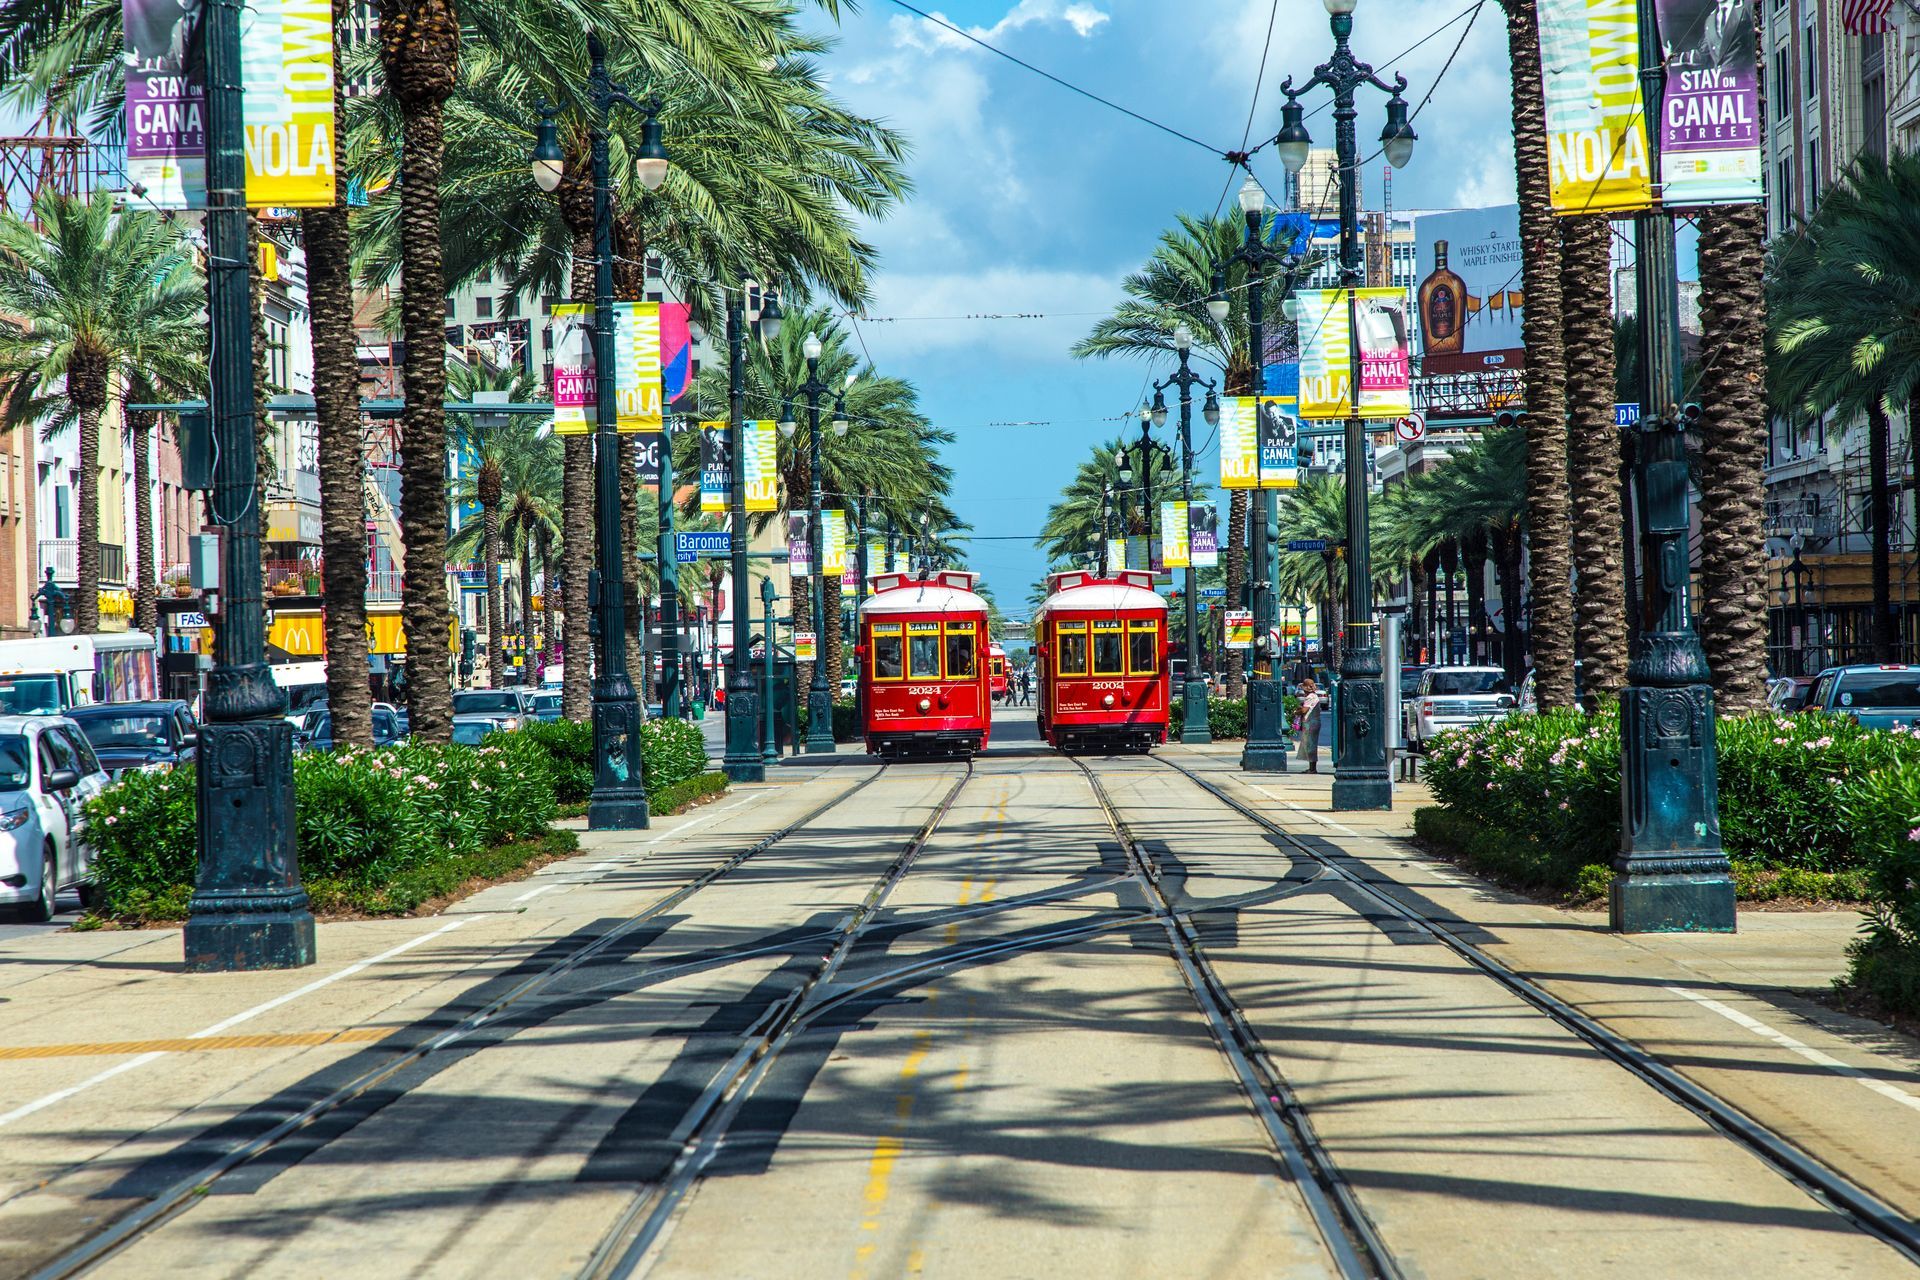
872, 625, 903, 680
1056, 622, 1087, 676
1092, 621, 1125, 676
945, 624, 978, 678
908, 623, 942, 679
1129, 623, 1158, 675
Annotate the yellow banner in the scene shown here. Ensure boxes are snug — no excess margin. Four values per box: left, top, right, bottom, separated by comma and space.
743, 420, 778, 512
1298, 289, 1412, 422
614, 303, 663, 433
823, 509, 848, 576
241, 0, 338, 207
1161, 501, 1190, 569
1537, 0, 1653, 214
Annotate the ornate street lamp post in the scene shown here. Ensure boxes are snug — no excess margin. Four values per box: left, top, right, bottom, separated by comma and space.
185, 0, 314, 971
1274, 0, 1417, 808
1208, 178, 1299, 773
796, 334, 838, 754
529, 32, 663, 828
761, 574, 778, 765
718, 288, 779, 782
1152, 326, 1220, 744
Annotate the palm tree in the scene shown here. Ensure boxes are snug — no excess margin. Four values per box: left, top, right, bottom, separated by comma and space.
1275, 477, 1358, 670
1502, 0, 1574, 708
1769, 151, 1920, 664
121, 370, 204, 636
1074, 212, 1313, 697
0, 191, 202, 634
447, 361, 543, 687
1561, 214, 1626, 699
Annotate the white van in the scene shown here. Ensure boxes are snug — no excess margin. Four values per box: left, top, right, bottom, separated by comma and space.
0, 632, 159, 715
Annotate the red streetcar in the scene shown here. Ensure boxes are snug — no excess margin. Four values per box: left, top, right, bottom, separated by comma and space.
858, 570, 994, 759
989, 643, 1010, 703
1033, 569, 1170, 754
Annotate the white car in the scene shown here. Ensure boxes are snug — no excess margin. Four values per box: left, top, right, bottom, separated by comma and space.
1404, 666, 1518, 754
0, 715, 110, 922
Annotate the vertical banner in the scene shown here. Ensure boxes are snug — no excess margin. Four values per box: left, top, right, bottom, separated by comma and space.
550, 305, 593, 434
742, 420, 778, 512
659, 302, 694, 404
1537, 0, 1654, 213
634, 433, 662, 487
699, 421, 731, 513
868, 539, 886, 583
1257, 398, 1300, 490
1414, 206, 1526, 374
124, 0, 337, 208
1298, 289, 1412, 420
787, 513, 811, 577
1190, 504, 1219, 569
613, 303, 663, 433
1219, 395, 1258, 489
1161, 501, 1190, 569
1655, 0, 1762, 204
1106, 538, 1126, 576
822, 510, 848, 577
1221, 397, 1302, 486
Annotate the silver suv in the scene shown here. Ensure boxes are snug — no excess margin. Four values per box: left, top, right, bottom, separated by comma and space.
1405, 665, 1517, 754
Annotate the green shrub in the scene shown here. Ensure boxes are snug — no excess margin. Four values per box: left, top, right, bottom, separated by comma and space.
642, 716, 710, 787
651, 770, 728, 816
796, 697, 861, 744
517, 718, 594, 802
1717, 713, 1895, 872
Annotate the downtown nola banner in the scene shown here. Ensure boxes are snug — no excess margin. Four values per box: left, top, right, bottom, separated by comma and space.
699, 422, 731, 513
1218, 397, 1299, 489
823, 510, 849, 577
1536, 0, 1761, 211
124, 0, 337, 208
742, 420, 778, 513
1159, 501, 1190, 570
1296, 289, 1412, 421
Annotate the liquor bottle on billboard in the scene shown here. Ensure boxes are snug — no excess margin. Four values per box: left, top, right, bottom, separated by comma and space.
1418, 240, 1466, 357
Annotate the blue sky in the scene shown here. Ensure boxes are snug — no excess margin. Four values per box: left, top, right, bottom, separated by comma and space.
800, 0, 1526, 612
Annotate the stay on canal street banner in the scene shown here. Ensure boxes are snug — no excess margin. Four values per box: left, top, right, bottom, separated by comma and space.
124, 0, 337, 207
1654, 0, 1762, 205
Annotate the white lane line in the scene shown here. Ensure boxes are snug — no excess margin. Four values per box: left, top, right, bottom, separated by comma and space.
512, 884, 558, 903
1667, 986, 1920, 1113
0, 919, 472, 1129
643, 795, 755, 845
1247, 786, 1363, 838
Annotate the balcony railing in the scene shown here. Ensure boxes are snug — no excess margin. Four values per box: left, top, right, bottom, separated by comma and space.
38, 539, 125, 587
367, 567, 403, 601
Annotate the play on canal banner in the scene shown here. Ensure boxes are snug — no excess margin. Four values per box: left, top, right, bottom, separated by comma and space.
1160, 502, 1190, 569
124, 0, 338, 208
551, 305, 594, 434
787, 513, 810, 577
743, 419, 778, 512
699, 421, 732, 512
1297, 289, 1412, 421
1536, 0, 1654, 213
1655, 0, 1763, 205
1225, 610, 1254, 650
1190, 504, 1219, 569
823, 510, 849, 577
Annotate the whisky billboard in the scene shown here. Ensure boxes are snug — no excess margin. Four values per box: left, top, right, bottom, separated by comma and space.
1413, 206, 1526, 376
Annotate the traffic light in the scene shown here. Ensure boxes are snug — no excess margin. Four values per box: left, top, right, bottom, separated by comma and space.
1494, 410, 1523, 430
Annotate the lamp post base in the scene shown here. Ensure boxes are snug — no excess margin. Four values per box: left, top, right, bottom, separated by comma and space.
723, 685, 765, 783
1332, 653, 1393, 811
184, 893, 316, 973
806, 686, 837, 754
1240, 679, 1290, 772
186, 711, 315, 972
1181, 678, 1212, 744
589, 787, 652, 832
1609, 867, 1737, 934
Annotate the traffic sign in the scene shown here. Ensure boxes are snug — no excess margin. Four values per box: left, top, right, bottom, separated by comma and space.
1394, 413, 1426, 443
1614, 402, 1641, 427
1287, 538, 1328, 553
674, 531, 732, 562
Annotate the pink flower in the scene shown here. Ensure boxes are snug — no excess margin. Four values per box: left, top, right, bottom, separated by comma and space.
1485, 781, 1496, 790
1558, 801, 1570, 811
1909, 827, 1920, 843
104, 815, 117, 826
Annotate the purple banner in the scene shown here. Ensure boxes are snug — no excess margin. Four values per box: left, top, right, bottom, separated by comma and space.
124, 0, 207, 206
1656, 0, 1763, 204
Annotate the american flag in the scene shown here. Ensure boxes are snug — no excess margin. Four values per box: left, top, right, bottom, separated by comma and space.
1841, 0, 1896, 35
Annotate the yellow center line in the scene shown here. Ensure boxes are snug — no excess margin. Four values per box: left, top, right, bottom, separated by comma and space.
0, 1027, 389, 1060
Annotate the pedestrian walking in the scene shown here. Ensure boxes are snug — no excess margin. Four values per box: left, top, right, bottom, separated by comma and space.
1295, 678, 1326, 774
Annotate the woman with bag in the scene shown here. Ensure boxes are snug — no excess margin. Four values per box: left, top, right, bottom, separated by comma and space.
1296, 678, 1327, 774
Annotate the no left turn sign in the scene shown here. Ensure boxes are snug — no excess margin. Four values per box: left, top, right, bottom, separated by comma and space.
1394, 413, 1426, 443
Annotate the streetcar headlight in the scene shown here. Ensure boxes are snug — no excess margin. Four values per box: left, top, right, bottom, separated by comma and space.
918, 698, 931, 713
1102, 694, 1115, 709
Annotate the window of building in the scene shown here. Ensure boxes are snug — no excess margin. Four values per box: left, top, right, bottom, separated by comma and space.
444, 294, 455, 318
646, 291, 664, 304
475, 294, 494, 318
1804, 24, 1816, 101
504, 294, 521, 317
1772, 48, 1789, 120
1128, 622, 1158, 676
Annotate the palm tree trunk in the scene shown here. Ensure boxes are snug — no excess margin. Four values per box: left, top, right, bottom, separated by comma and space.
307, 26, 373, 747
1407, 552, 1427, 662
560, 230, 595, 721
1505, 0, 1575, 710
1560, 214, 1627, 701
483, 500, 504, 685
1424, 549, 1440, 663
129, 411, 158, 635
521, 542, 536, 685
1493, 525, 1526, 685
1225, 489, 1247, 697
70, 358, 106, 634
381, 0, 459, 741
825, 575, 844, 697
1695, 201, 1773, 707
1869, 401, 1895, 661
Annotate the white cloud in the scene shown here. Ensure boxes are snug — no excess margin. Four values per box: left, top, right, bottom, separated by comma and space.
890, 0, 1111, 53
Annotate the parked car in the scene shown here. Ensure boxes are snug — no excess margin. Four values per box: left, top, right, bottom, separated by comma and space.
0, 715, 110, 921
1399, 664, 1430, 701
450, 688, 534, 733
1802, 665, 1920, 731
1517, 660, 1589, 714
450, 713, 506, 746
529, 691, 564, 722
297, 706, 406, 752
1405, 665, 1517, 753
64, 700, 198, 779
1766, 675, 1818, 713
